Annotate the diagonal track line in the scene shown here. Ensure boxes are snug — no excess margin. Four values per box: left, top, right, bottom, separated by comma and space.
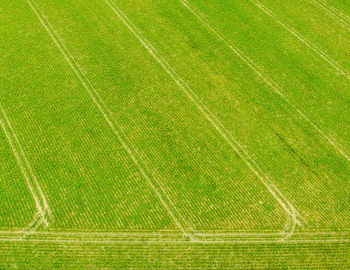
0, 104, 49, 228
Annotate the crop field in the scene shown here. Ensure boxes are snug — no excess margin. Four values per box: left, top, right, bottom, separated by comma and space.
0, 0, 349, 268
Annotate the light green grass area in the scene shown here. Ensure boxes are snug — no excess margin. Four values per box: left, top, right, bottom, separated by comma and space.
0, 0, 176, 231
28, 0, 291, 233
0, 128, 36, 229
0, 0, 349, 268
0, 242, 349, 269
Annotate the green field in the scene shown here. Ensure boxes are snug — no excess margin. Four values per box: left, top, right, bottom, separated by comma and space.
0, 0, 349, 268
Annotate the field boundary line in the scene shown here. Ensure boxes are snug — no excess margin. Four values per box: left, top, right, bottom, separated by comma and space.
250, 0, 350, 81
0, 105, 49, 229
1, 228, 350, 243
104, 0, 299, 241
0, 229, 349, 244
0, 237, 349, 244
0, 228, 348, 244
26, 0, 194, 240
308, 0, 350, 29
179, 0, 350, 162
0, 229, 348, 237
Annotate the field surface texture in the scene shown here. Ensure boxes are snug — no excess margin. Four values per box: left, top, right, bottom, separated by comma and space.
0, 0, 349, 268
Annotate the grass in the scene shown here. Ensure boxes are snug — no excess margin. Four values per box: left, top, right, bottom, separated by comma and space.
0, 127, 36, 228
0, 0, 349, 268
1, 241, 349, 269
